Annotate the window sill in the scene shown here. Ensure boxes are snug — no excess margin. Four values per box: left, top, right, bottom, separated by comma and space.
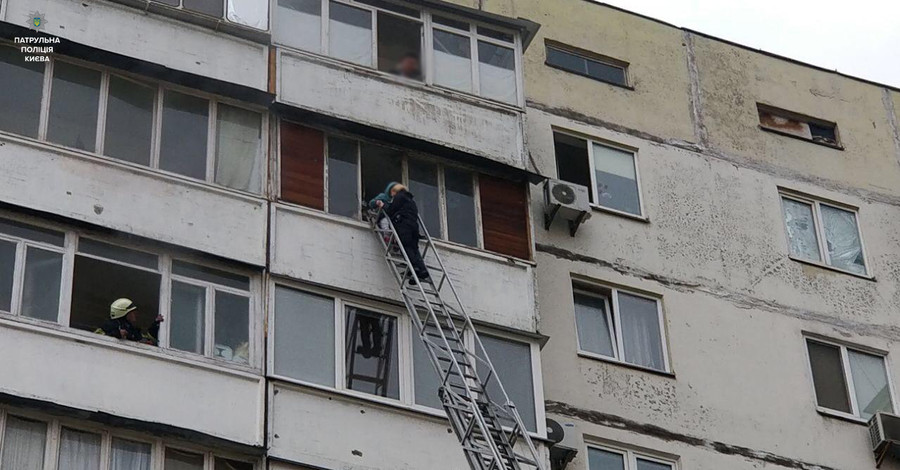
577, 351, 674, 378
758, 126, 844, 150
590, 204, 649, 223
788, 256, 874, 281
816, 407, 868, 426
544, 62, 634, 91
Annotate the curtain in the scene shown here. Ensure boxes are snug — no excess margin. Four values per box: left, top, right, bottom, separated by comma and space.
215, 105, 262, 194
477, 41, 517, 104
227, 0, 269, 30
433, 30, 472, 92
328, 2, 373, 66
618, 293, 665, 371
57, 428, 101, 470
0, 417, 46, 470
165, 448, 204, 470
110, 438, 151, 470
821, 204, 866, 275
573, 293, 615, 357
170, 281, 206, 354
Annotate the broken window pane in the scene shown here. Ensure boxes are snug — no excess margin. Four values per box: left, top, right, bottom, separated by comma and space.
70, 255, 161, 334
1, 417, 47, 470
326, 136, 360, 218
274, 286, 335, 386
445, 167, 477, 247
183, 0, 224, 17
820, 204, 866, 275
275, 0, 321, 52
360, 143, 403, 208
377, 12, 422, 80
329, 2, 373, 66
215, 104, 262, 193
110, 439, 151, 470
574, 292, 615, 358
848, 350, 892, 420
478, 335, 535, 432
636, 459, 673, 470
47, 61, 101, 152
21, 247, 62, 322
619, 293, 664, 371
345, 307, 399, 399
0, 46, 44, 138
165, 448, 204, 470
587, 448, 625, 470
554, 133, 592, 202
807, 340, 851, 413
412, 328, 442, 409
433, 30, 472, 92
160, 90, 209, 181
170, 281, 207, 354
57, 428, 101, 470
781, 198, 821, 262
0, 240, 15, 313
478, 41, 516, 104
408, 159, 441, 237
215, 457, 254, 470
214, 291, 250, 364
104, 75, 155, 166
593, 143, 641, 215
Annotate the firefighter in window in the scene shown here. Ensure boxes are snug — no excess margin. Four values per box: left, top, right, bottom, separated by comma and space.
95, 298, 163, 346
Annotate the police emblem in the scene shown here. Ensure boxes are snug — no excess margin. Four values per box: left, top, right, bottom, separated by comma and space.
33, 17, 42, 27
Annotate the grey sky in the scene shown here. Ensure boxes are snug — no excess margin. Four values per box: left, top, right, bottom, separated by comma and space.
600, 0, 900, 89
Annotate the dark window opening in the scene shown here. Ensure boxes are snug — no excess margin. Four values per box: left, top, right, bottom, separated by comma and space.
546, 44, 628, 87
377, 12, 423, 80
345, 307, 399, 399
758, 104, 840, 147
553, 132, 592, 203
70, 256, 161, 335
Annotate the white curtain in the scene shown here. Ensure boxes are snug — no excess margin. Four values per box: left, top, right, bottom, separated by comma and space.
215, 105, 262, 194
57, 428, 101, 470
328, 2, 373, 66
433, 30, 472, 92
477, 42, 517, 104
110, 439, 151, 470
227, 0, 269, 30
1, 417, 46, 470
274, 0, 321, 52
618, 293, 665, 371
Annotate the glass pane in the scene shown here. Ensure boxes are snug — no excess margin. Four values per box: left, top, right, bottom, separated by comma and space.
619, 293, 664, 371
183, 0, 224, 17
478, 41, 517, 104
433, 30, 472, 92
782, 198, 821, 262
587, 448, 625, 470
0, 218, 64, 246
216, 104, 262, 193
554, 133, 593, 203
226, 0, 269, 29
79, 238, 158, 270
165, 448, 204, 470
172, 261, 249, 291
329, 2, 373, 66
170, 281, 206, 354
360, 143, 402, 206
345, 306, 399, 399
215, 457, 254, 470
327, 136, 360, 218
214, 291, 250, 364
0, 46, 45, 138
160, 90, 209, 180
356, 0, 419, 16
593, 143, 641, 215
586, 59, 627, 87
412, 328, 442, 409
377, 12, 422, 80
821, 204, 866, 275
636, 459, 673, 470
1, 417, 47, 470
477, 335, 536, 432
58, 428, 101, 470
273, 286, 335, 386
47, 61, 101, 151
408, 159, 441, 237
433, 15, 468, 30
21, 247, 62, 322
546, 46, 587, 74
0, 240, 16, 312
445, 167, 478, 247
275, 0, 321, 52
70, 256, 161, 335
848, 350, 893, 420
807, 340, 852, 413
104, 75, 154, 166
478, 27, 513, 43
110, 438, 151, 470
574, 292, 615, 358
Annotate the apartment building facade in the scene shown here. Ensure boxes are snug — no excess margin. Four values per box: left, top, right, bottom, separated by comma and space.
0, 0, 898, 469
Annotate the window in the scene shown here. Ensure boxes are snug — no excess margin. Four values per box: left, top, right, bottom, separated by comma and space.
58, 427, 102, 470
477, 334, 537, 432
345, 306, 400, 399
1, 416, 47, 470
805, 338, 895, 420
758, 104, 840, 147
545, 42, 628, 88
780, 192, 867, 276
554, 132, 643, 217
111, 439, 152, 470
144, 0, 268, 29
273, 1, 521, 104
573, 284, 669, 373
273, 287, 336, 386
587, 445, 674, 470
0, 217, 65, 323
0, 51, 265, 194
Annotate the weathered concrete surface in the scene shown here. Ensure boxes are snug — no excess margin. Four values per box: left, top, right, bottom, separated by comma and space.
0, 137, 268, 266
3, 0, 268, 90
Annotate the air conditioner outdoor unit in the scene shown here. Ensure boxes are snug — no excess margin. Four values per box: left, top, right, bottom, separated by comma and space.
870, 412, 900, 467
543, 179, 591, 237
546, 418, 579, 470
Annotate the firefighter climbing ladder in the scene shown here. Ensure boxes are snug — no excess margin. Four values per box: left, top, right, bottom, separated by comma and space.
371, 210, 545, 470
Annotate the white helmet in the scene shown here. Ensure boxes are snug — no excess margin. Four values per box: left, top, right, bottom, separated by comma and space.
110, 298, 137, 320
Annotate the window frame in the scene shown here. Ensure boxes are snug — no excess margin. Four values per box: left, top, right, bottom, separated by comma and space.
757, 103, 842, 149
0, 47, 268, 196
544, 41, 631, 89
778, 191, 870, 278
149, 0, 269, 31
572, 283, 671, 374
585, 443, 677, 470
803, 336, 898, 422
0, 222, 67, 322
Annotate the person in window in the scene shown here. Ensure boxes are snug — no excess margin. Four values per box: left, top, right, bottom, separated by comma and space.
390, 53, 422, 81
376, 182, 430, 283
368, 187, 394, 246
95, 298, 164, 346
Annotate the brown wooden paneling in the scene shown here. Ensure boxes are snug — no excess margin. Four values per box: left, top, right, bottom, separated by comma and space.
479, 174, 531, 260
280, 122, 325, 210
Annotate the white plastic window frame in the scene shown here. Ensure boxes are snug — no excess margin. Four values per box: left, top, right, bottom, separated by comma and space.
778, 191, 870, 277
572, 284, 671, 374
803, 336, 898, 422
0, 223, 67, 322
585, 443, 676, 470
0, 407, 260, 470
151, 0, 269, 30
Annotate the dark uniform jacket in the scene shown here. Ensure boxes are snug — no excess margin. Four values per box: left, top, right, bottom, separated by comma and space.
384, 189, 420, 238
98, 318, 160, 346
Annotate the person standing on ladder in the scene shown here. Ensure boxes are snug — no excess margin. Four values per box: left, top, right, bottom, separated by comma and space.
376, 182, 430, 283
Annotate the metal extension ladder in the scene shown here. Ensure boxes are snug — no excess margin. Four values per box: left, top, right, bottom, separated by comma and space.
371, 210, 545, 470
